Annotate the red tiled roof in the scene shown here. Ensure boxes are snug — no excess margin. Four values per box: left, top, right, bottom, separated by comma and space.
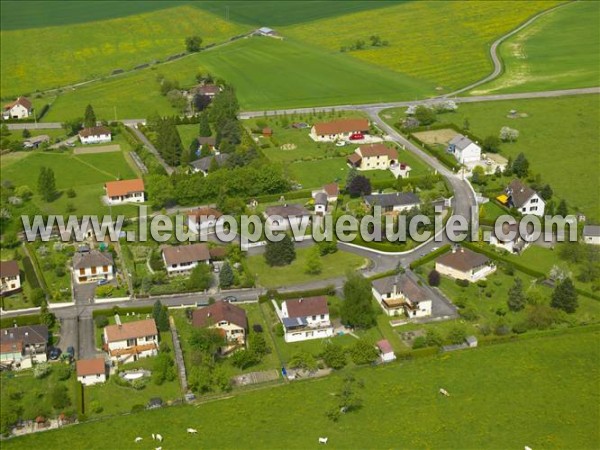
284, 296, 329, 318
187, 208, 223, 220
4, 97, 32, 111
377, 339, 393, 354
162, 243, 210, 265
359, 144, 397, 159
79, 126, 111, 138
104, 319, 157, 343
323, 183, 339, 197
105, 179, 145, 198
0, 341, 22, 354
76, 358, 105, 377
313, 118, 369, 136
192, 301, 248, 330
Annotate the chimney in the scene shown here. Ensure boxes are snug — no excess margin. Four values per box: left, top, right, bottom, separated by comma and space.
299, 298, 303, 303
452, 247, 457, 253
207, 312, 211, 317
24, 332, 28, 337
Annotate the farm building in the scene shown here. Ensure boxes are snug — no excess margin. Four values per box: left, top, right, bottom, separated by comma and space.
310, 118, 369, 142
78, 125, 112, 144
2, 97, 32, 119
104, 178, 145, 205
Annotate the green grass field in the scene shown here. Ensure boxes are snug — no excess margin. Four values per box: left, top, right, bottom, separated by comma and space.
1, 147, 140, 217
247, 247, 365, 289
382, 94, 600, 220
282, 1, 561, 92
4, 328, 599, 449
472, 1, 600, 95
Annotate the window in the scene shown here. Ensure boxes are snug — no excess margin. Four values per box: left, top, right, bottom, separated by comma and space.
521, 207, 526, 212
531, 198, 538, 204
79, 268, 85, 275
320, 314, 325, 319
530, 207, 538, 211
91, 266, 97, 275
102, 265, 108, 272
312, 315, 316, 321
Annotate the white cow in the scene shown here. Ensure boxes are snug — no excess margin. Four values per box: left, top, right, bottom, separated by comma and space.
439, 388, 450, 397
319, 437, 329, 444
155, 447, 162, 450
134, 437, 143, 443
525, 447, 533, 450
156, 434, 163, 442
151, 434, 155, 440
187, 428, 198, 434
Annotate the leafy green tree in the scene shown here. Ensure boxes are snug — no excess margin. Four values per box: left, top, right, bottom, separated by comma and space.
425, 329, 443, 347
264, 234, 296, 267
30, 288, 45, 307
556, 199, 568, 217
219, 261, 234, 288
482, 135, 501, 153
322, 342, 347, 369
341, 272, 376, 328
40, 302, 55, 328
462, 118, 470, 131
189, 327, 225, 356
51, 384, 71, 410
0, 124, 10, 137
349, 339, 378, 365
249, 333, 269, 357
511, 152, 529, 177
447, 324, 467, 344
507, 277, 526, 312
288, 351, 317, 371
198, 111, 211, 137
37, 167, 57, 202
428, 269, 440, 287
22, 128, 31, 138
414, 105, 436, 125
152, 300, 170, 331
145, 174, 175, 209
304, 246, 322, 275
551, 277, 578, 313
185, 35, 203, 52
347, 174, 372, 198
83, 104, 96, 128
187, 263, 212, 291
231, 349, 259, 369
540, 184, 553, 201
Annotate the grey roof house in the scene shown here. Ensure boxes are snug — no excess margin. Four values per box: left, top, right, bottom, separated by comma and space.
364, 192, 421, 212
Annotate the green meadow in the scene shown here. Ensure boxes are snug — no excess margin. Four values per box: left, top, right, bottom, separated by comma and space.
4, 328, 599, 449
383, 94, 600, 220
472, 1, 600, 95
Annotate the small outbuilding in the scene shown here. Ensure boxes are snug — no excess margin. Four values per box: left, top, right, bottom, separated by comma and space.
376, 339, 396, 363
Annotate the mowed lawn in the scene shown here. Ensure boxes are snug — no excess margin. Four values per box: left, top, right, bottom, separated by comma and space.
383, 94, 600, 220
41, 37, 431, 121
472, 1, 600, 95
283, 1, 561, 92
4, 329, 599, 449
0, 4, 249, 97
247, 247, 366, 288
1, 150, 140, 216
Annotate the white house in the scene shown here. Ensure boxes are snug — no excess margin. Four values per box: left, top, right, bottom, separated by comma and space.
435, 247, 496, 282
78, 125, 112, 144
447, 134, 481, 164
371, 274, 432, 318
583, 225, 600, 245
105, 178, 145, 205
76, 358, 107, 386
103, 317, 159, 364
0, 325, 48, 370
264, 204, 311, 231
0, 260, 21, 295
376, 339, 396, 363
279, 296, 333, 343
312, 183, 339, 203
489, 221, 533, 254
364, 192, 421, 214
162, 243, 211, 276
72, 248, 114, 284
192, 301, 248, 352
2, 97, 32, 119
310, 118, 369, 142
187, 207, 223, 234
503, 179, 545, 217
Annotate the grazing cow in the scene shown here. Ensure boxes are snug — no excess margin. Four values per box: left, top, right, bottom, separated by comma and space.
155, 447, 162, 450
319, 437, 329, 444
439, 388, 450, 397
134, 437, 143, 443
525, 447, 533, 450
151, 434, 156, 440
156, 434, 163, 442
187, 428, 198, 434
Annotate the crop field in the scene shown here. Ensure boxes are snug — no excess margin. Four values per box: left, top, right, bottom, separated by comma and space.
0, 4, 249, 97
4, 328, 599, 449
382, 94, 600, 220
282, 1, 561, 92
412, 128, 459, 146
1, 149, 140, 216
472, 1, 600, 95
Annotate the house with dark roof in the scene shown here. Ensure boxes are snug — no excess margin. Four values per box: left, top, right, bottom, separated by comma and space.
583, 225, 600, 246
372, 274, 432, 318
435, 247, 496, 282
104, 178, 145, 205
447, 134, 481, 164
161, 243, 211, 276
3, 97, 32, 119
72, 248, 114, 284
187, 207, 223, 234
104, 317, 158, 364
1, 260, 21, 295
364, 192, 421, 213
190, 84, 221, 98
278, 296, 333, 343
192, 301, 248, 349
264, 204, 311, 231
190, 153, 229, 176
489, 221, 534, 254
504, 179, 545, 217
78, 125, 112, 144
310, 118, 369, 142
76, 358, 107, 385
0, 324, 49, 370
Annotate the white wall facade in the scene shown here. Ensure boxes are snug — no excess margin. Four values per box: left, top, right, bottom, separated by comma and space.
435, 262, 496, 282
78, 373, 107, 386
75, 264, 113, 284
584, 235, 600, 245
455, 143, 481, 164
106, 191, 145, 205
3, 104, 30, 119
80, 133, 112, 145
519, 194, 545, 217
1, 274, 21, 294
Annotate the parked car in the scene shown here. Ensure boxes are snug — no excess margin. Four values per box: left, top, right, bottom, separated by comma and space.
66, 346, 75, 359
49, 347, 61, 360
223, 295, 238, 303
335, 141, 346, 147
349, 133, 364, 140
97, 279, 109, 286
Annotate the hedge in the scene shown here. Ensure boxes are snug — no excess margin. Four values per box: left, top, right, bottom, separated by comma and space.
21, 256, 41, 290
368, 268, 402, 281
0, 314, 42, 329
36, 104, 50, 121
92, 305, 153, 318
75, 379, 85, 416
397, 346, 439, 360
460, 241, 546, 278
409, 244, 451, 269
260, 285, 336, 303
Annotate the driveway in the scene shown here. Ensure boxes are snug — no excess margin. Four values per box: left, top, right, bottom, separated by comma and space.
73, 281, 96, 305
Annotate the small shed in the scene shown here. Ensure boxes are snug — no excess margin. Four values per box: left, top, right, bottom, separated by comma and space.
376, 339, 396, 363
262, 127, 273, 137
465, 335, 478, 348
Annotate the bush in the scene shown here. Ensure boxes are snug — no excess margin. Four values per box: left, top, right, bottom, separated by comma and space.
349, 339, 379, 365
273, 323, 284, 337
494, 323, 511, 336
33, 362, 50, 379
512, 322, 528, 334
54, 265, 66, 277
30, 288, 45, 307
94, 315, 109, 328
425, 329, 443, 347
89, 401, 103, 414
455, 278, 469, 288
55, 364, 72, 381
51, 384, 71, 410
131, 404, 145, 413
447, 325, 467, 344
412, 336, 427, 349
427, 269, 440, 287
131, 379, 147, 390
321, 343, 347, 369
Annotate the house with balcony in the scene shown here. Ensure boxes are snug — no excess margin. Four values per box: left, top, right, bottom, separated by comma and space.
1, 260, 21, 295
277, 296, 333, 343
72, 248, 114, 284
192, 301, 248, 353
371, 274, 432, 318
0, 325, 48, 370
103, 317, 159, 364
